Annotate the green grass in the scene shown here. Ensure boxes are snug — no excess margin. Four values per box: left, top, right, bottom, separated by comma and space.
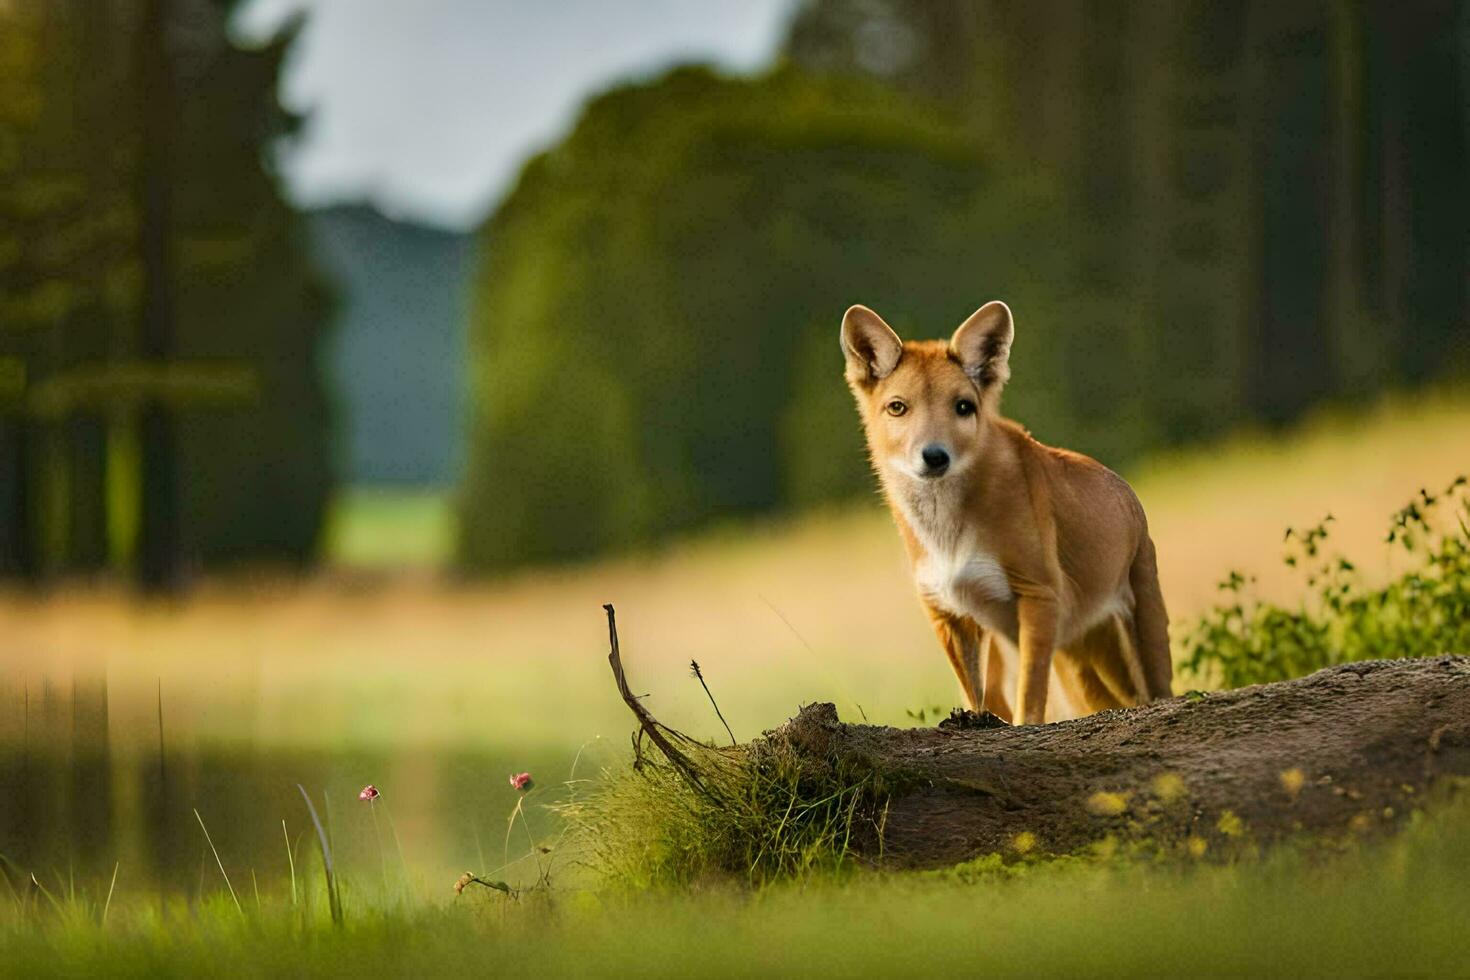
559, 738, 885, 888
5, 792, 1469, 978
322, 486, 456, 570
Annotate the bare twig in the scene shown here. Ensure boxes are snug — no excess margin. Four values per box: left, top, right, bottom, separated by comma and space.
691, 660, 737, 746
603, 604, 713, 797
455, 872, 513, 897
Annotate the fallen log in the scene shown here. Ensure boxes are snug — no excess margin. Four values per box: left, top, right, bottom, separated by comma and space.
603, 606, 1470, 867
771, 656, 1470, 865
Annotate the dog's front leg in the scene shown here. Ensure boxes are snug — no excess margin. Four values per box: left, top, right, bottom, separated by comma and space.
1015, 595, 1058, 724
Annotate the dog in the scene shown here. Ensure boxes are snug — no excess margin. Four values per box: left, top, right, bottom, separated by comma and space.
841, 301, 1172, 723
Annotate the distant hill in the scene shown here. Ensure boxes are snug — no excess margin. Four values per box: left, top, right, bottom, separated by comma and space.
309, 205, 475, 486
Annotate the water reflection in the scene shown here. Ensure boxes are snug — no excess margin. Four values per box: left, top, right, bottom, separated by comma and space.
0, 674, 581, 904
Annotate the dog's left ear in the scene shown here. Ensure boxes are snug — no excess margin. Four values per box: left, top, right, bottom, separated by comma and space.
950, 301, 1013, 389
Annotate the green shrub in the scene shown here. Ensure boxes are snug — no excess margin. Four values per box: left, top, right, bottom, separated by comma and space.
1184, 476, 1470, 688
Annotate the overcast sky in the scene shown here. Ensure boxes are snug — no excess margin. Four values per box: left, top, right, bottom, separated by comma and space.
236, 0, 798, 229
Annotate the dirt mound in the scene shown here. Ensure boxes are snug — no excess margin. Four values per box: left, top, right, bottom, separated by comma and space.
761, 656, 1470, 865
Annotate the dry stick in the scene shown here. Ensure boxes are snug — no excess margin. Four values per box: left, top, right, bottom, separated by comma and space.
602, 604, 713, 797
690, 660, 737, 746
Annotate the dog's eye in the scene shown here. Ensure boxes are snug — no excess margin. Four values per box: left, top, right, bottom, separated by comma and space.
885, 400, 907, 417
956, 399, 976, 417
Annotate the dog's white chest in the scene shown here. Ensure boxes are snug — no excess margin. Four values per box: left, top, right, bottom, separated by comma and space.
915, 548, 1015, 619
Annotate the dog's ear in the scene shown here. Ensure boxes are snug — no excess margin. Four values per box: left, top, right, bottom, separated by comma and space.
950, 301, 1013, 389
841, 305, 903, 386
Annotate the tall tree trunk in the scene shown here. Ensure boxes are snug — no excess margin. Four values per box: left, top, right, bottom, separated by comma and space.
0, 426, 37, 581
67, 0, 123, 576
135, 0, 182, 592
1247, 3, 1335, 426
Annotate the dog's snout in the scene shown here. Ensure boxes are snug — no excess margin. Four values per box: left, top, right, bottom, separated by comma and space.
920, 444, 950, 475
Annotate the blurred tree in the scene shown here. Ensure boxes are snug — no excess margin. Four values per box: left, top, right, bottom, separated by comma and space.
463, 1, 1467, 572
170, 1, 336, 567
0, 2, 50, 578
460, 66, 1064, 569
135, 0, 182, 589
788, 0, 1470, 436
0, 0, 334, 583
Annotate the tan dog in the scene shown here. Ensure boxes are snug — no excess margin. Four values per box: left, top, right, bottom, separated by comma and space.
841, 302, 1172, 724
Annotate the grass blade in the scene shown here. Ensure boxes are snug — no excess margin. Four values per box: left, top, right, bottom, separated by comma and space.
193, 808, 243, 915
28, 873, 63, 915
283, 819, 297, 908
101, 861, 119, 925
297, 785, 342, 925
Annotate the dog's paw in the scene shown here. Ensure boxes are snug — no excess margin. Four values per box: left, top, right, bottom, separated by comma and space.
938, 707, 1010, 731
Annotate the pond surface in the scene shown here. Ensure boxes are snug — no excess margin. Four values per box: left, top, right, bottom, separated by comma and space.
0, 673, 587, 905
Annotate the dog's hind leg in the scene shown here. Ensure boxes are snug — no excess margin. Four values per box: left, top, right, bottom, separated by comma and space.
1129, 535, 1174, 699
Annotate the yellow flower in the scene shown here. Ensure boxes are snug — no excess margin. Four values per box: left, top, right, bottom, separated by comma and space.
1151, 772, 1186, 804
1216, 810, 1245, 837
1086, 791, 1129, 817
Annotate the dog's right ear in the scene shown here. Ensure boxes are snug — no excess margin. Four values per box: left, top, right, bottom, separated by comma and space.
841, 305, 902, 386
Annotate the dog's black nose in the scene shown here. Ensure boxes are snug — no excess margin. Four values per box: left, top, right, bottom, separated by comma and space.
921, 445, 950, 474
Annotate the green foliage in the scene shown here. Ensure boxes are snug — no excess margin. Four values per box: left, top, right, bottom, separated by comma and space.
462, 3, 1470, 573
0, 1, 334, 574
1185, 476, 1470, 688
790, 0, 1470, 432
461, 65, 1065, 569
170, 6, 335, 566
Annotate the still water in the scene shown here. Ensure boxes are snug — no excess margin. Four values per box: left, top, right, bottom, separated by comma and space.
0, 674, 588, 905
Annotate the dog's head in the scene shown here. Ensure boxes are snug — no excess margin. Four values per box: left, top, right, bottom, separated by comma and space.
840, 302, 1013, 486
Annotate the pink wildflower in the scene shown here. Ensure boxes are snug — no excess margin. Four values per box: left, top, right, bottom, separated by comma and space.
358, 784, 380, 801
509, 772, 534, 792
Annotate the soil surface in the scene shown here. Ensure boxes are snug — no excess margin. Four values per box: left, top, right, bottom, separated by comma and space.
763, 656, 1470, 866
